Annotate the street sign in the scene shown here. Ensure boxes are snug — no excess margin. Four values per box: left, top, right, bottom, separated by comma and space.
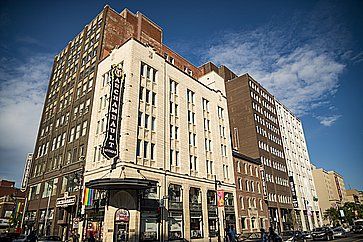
56, 195, 76, 208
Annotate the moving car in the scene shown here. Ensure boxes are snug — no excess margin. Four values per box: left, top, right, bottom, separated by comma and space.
311, 227, 334, 241
353, 219, 363, 234
281, 231, 306, 241
332, 227, 346, 238
237, 232, 261, 241
13, 233, 37, 242
37, 236, 62, 242
0, 232, 21, 242
302, 231, 312, 239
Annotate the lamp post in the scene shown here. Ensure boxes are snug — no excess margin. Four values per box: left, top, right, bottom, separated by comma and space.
214, 175, 221, 242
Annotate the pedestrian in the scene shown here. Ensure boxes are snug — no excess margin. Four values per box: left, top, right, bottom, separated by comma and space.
227, 225, 237, 242
260, 228, 267, 242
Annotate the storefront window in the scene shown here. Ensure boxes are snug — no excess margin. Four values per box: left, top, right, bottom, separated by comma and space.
169, 184, 182, 202
143, 187, 158, 199
190, 187, 202, 238
225, 192, 234, 206
190, 213, 203, 238
207, 190, 218, 237
168, 211, 183, 240
207, 190, 216, 205
140, 211, 159, 241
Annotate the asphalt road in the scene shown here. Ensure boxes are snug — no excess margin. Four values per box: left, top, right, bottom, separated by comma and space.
309, 233, 363, 242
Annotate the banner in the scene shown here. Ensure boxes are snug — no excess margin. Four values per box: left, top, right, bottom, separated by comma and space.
289, 176, 299, 208
21, 153, 33, 192
217, 190, 224, 207
83, 188, 94, 206
101, 63, 126, 159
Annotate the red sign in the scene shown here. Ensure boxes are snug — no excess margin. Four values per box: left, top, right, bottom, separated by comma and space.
217, 190, 224, 207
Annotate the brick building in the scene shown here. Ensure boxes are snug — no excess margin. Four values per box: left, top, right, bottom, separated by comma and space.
225, 73, 294, 232
232, 151, 269, 233
26, 5, 236, 241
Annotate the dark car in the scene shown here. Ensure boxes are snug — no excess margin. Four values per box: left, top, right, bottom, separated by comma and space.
13, 233, 38, 242
311, 227, 334, 241
332, 227, 346, 238
237, 232, 262, 241
0, 232, 21, 242
37, 236, 62, 242
302, 231, 312, 239
353, 225, 363, 233
281, 231, 306, 241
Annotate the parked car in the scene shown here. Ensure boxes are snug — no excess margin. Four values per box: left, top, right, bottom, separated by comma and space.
352, 224, 363, 233
353, 219, 363, 233
37, 236, 62, 242
302, 231, 312, 239
237, 232, 262, 241
332, 227, 347, 238
281, 230, 306, 241
311, 227, 334, 241
0, 232, 21, 242
13, 233, 37, 242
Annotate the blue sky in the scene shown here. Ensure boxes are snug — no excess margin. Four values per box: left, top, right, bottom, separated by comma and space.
0, 0, 362, 190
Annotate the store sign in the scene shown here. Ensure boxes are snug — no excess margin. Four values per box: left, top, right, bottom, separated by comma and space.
21, 153, 33, 192
289, 176, 299, 208
217, 190, 224, 207
101, 63, 126, 160
56, 195, 76, 208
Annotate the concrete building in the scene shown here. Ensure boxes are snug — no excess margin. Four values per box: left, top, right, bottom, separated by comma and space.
275, 101, 322, 230
312, 166, 347, 224
0, 180, 26, 231
224, 73, 294, 232
26, 5, 237, 241
346, 189, 363, 204
232, 150, 269, 233
82, 37, 236, 241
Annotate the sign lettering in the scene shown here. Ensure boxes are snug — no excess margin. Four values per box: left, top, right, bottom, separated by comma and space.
101, 63, 126, 160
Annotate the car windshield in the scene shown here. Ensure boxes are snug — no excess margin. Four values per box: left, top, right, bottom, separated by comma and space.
314, 228, 326, 232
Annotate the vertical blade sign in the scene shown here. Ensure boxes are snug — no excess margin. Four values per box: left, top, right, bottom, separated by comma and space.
101, 63, 126, 159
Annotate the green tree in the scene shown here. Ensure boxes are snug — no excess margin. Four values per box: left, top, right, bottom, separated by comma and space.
341, 202, 363, 224
324, 207, 340, 225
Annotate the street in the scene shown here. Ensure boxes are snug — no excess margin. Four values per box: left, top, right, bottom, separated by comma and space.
309, 233, 363, 242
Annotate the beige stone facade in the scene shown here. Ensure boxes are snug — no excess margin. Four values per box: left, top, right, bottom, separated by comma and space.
346, 189, 363, 204
83, 39, 237, 241
312, 166, 347, 224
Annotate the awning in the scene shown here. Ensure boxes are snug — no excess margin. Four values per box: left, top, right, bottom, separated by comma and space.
85, 178, 157, 190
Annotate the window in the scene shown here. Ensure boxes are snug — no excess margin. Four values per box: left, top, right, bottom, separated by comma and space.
136, 139, 141, 157
150, 143, 155, 160
145, 114, 149, 129
151, 117, 156, 131
240, 196, 245, 209
82, 120, 87, 136
187, 89, 195, 104
143, 141, 148, 158
75, 124, 81, 140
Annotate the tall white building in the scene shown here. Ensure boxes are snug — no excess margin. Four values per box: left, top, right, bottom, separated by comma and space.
275, 100, 322, 231
82, 38, 237, 241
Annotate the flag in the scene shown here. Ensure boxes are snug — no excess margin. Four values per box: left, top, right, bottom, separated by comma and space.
83, 188, 94, 206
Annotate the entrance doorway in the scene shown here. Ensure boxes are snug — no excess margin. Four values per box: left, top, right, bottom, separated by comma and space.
114, 209, 130, 242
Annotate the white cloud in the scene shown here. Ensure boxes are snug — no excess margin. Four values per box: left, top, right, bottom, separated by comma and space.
205, 32, 346, 116
0, 54, 52, 182
203, 4, 350, 121
317, 115, 342, 127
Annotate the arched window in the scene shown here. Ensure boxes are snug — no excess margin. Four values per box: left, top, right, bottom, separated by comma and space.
246, 180, 250, 191
251, 181, 255, 192
240, 196, 244, 209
